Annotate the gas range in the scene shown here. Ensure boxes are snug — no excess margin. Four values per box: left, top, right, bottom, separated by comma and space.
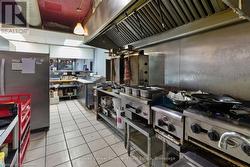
152, 106, 184, 144
120, 92, 154, 125
152, 95, 194, 144
184, 106, 250, 166
188, 103, 250, 128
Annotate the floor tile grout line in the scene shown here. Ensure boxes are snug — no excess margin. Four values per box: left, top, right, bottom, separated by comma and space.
66, 101, 101, 167
73, 100, 130, 167
27, 100, 143, 167
23, 156, 46, 164
73, 100, 129, 167
56, 103, 73, 167
44, 105, 59, 166
72, 100, 115, 166
108, 141, 128, 167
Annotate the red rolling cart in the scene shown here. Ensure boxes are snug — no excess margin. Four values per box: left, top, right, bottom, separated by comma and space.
0, 94, 31, 166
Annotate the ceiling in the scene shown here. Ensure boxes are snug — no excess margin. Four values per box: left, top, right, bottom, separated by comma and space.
38, 0, 93, 32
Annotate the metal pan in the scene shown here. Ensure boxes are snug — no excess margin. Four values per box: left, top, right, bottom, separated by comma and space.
191, 94, 241, 105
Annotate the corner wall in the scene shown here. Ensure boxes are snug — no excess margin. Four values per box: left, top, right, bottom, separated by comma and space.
93, 48, 108, 77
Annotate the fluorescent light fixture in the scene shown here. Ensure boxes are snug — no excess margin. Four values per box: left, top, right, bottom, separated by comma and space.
64, 39, 83, 46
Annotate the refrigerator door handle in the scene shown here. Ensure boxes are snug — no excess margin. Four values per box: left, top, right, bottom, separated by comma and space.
0, 58, 5, 95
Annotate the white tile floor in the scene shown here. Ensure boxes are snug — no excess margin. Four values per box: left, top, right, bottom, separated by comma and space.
23, 100, 147, 167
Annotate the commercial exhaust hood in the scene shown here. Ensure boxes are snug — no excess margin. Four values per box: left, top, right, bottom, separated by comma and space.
222, 0, 250, 20
85, 0, 245, 49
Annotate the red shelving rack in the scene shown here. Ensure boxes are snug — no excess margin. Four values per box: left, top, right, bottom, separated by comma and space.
0, 94, 31, 166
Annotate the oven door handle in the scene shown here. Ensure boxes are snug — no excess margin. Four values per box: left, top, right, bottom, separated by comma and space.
125, 104, 141, 113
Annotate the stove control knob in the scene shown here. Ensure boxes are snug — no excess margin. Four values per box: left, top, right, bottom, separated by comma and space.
158, 119, 166, 127
208, 130, 220, 141
241, 143, 250, 156
168, 124, 175, 132
135, 108, 141, 114
191, 124, 202, 134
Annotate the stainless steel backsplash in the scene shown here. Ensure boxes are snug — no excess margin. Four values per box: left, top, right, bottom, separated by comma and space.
144, 22, 250, 100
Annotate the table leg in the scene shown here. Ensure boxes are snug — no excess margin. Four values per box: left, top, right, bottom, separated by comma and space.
126, 124, 131, 156
124, 122, 127, 148
162, 142, 167, 167
147, 137, 152, 167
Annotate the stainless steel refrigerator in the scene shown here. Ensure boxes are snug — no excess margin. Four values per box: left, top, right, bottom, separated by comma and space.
0, 51, 49, 131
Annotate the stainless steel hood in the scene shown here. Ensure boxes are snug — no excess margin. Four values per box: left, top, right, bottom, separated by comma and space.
91, 0, 229, 48
222, 0, 250, 20
84, 0, 136, 43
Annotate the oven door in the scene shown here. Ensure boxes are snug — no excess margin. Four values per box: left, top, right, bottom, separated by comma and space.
170, 152, 218, 167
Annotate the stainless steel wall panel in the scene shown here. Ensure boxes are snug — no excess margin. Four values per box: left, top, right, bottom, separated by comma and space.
144, 40, 180, 87
142, 22, 250, 100
179, 22, 250, 100
148, 54, 165, 85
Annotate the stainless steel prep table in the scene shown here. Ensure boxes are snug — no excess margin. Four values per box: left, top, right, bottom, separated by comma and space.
93, 87, 124, 137
124, 118, 162, 167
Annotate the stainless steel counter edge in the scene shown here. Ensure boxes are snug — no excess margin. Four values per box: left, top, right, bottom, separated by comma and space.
152, 106, 183, 121
76, 79, 95, 84
119, 92, 152, 105
94, 87, 121, 98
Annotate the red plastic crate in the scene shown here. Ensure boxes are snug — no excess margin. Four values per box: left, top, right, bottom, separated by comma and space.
0, 94, 31, 166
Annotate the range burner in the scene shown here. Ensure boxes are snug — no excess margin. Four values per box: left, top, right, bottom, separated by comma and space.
153, 96, 194, 113
184, 107, 250, 165
189, 103, 250, 127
